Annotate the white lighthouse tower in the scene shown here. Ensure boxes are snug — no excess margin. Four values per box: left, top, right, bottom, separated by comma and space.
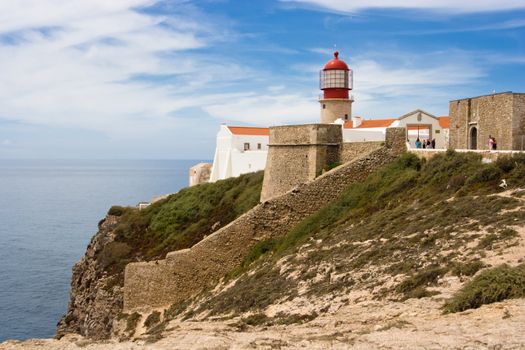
319, 51, 353, 124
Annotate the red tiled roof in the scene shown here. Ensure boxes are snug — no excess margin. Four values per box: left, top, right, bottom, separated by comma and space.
438, 116, 450, 129
227, 126, 269, 136
344, 118, 396, 129
407, 126, 430, 130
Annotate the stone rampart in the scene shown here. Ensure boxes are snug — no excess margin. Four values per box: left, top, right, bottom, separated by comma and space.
341, 141, 384, 163
260, 124, 342, 202
123, 128, 407, 312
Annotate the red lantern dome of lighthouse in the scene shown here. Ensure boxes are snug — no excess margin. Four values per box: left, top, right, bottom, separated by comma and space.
323, 51, 349, 70
320, 51, 353, 99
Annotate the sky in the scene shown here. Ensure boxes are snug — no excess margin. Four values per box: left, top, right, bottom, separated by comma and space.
1, 0, 524, 159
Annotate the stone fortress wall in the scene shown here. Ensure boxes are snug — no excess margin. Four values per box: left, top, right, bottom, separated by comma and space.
260, 124, 342, 202
123, 128, 407, 312
341, 141, 384, 163
512, 94, 525, 150
449, 92, 525, 150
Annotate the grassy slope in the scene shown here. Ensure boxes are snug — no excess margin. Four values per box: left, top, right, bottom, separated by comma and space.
99, 171, 263, 279
179, 151, 525, 321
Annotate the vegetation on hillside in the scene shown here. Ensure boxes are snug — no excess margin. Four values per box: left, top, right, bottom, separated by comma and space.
100, 171, 263, 277
444, 263, 525, 313
184, 151, 525, 319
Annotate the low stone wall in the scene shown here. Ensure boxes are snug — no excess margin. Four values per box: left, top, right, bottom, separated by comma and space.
123, 128, 407, 312
409, 148, 525, 161
341, 141, 384, 163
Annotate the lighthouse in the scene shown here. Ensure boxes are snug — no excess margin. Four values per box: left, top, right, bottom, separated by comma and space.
319, 51, 353, 124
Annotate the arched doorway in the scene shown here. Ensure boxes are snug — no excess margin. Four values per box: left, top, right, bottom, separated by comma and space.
469, 127, 478, 150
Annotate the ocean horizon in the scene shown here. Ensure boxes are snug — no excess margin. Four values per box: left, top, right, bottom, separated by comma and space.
0, 159, 207, 341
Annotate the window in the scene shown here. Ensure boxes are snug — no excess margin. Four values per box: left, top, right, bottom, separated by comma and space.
344, 114, 349, 120
435, 130, 440, 134
257, 143, 262, 150
244, 143, 250, 151
323, 104, 326, 109
319, 70, 349, 89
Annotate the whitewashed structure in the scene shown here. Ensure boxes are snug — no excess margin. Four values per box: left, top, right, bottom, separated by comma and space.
209, 125, 269, 182
343, 110, 450, 149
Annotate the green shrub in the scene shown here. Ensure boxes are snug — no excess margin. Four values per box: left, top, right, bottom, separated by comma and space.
108, 205, 127, 216
144, 311, 161, 329
477, 228, 518, 250
495, 156, 516, 173
396, 266, 448, 299
243, 313, 271, 326
451, 260, 485, 277
164, 301, 190, 320
444, 264, 525, 313
466, 164, 502, 187
125, 312, 141, 334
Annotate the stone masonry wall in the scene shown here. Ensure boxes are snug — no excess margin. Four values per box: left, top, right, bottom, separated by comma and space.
260, 124, 342, 202
123, 128, 407, 312
512, 94, 525, 150
320, 98, 352, 124
449, 93, 515, 150
341, 141, 384, 163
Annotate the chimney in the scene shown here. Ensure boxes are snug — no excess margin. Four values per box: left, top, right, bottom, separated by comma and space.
353, 115, 362, 128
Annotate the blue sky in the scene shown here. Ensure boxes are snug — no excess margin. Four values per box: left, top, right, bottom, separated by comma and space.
0, 0, 524, 159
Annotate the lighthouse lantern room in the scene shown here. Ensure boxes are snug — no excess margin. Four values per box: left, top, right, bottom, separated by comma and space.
319, 51, 353, 123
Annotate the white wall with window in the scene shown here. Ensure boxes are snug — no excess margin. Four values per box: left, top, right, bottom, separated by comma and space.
210, 125, 269, 182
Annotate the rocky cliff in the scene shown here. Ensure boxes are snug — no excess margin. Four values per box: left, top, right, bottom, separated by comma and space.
56, 215, 124, 339
56, 171, 264, 340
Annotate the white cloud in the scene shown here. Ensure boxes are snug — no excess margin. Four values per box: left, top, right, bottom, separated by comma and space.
0, 0, 504, 158
204, 93, 319, 126
282, 0, 525, 13
0, 0, 251, 138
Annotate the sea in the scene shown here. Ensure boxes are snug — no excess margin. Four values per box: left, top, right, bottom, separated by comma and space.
0, 159, 203, 342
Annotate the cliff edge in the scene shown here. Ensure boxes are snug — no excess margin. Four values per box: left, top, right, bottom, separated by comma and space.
56, 171, 264, 339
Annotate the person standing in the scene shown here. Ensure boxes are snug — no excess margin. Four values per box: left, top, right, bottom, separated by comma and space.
492, 137, 497, 150
431, 138, 436, 149
416, 138, 422, 149
489, 135, 494, 150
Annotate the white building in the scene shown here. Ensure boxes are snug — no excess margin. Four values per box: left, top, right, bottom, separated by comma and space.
343, 109, 450, 149
209, 125, 269, 182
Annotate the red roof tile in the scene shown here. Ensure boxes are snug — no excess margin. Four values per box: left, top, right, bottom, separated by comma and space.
227, 126, 269, 136
344, 119, 396, 129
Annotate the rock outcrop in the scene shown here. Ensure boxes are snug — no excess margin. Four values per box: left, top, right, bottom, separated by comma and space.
56, 215, 124, 340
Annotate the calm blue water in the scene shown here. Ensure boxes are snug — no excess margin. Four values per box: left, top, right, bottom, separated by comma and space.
0, 160, 203, 341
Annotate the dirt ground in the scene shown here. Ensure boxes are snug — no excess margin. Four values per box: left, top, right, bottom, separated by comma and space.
2, 298, 524, 350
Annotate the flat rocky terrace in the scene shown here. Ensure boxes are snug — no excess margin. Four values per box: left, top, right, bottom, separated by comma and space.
2, 298, 524, 349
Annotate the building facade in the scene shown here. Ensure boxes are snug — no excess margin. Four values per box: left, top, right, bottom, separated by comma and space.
209, 125, 269, 182
343, 110, 450, 149
449, 92, 525, 150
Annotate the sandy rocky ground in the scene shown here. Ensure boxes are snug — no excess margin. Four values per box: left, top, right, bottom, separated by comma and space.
2, 297, 524, 350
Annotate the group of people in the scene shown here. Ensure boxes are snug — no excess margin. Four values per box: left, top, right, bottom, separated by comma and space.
488, 135, 498, 150
415, 138, 436, 149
